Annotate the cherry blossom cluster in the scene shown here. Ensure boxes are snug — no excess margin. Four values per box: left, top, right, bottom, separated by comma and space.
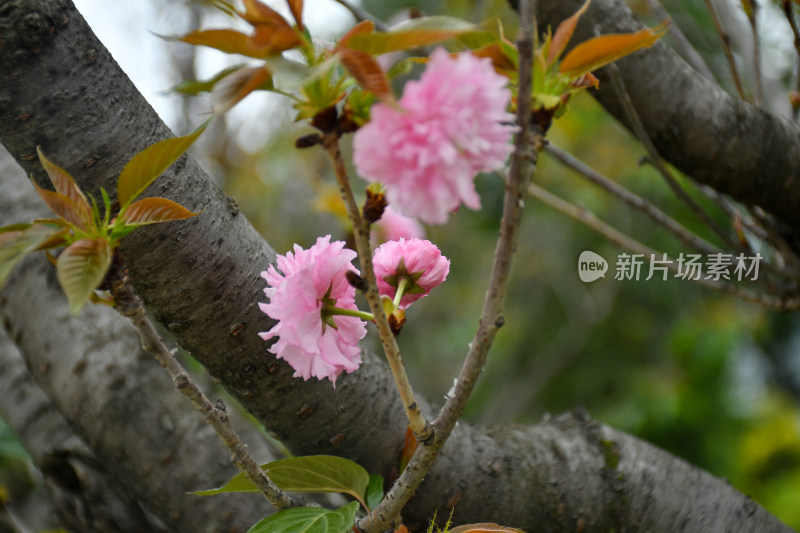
260, 236, 449, 384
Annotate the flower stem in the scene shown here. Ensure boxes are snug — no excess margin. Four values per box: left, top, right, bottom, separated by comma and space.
107, 254, 303, 511
325, 305, 375, 321
358, 0, 538, 530
392, 277, 408, 308
321, 132, 432, 444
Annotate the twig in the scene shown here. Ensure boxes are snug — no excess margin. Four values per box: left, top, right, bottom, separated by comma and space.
545, 143, 720, 255
605, 62, 747, 254
358, 1, 538, 530
527, 183, 800, 310
704, 0, 746, 99
781, 0, 800, 118
321, 133, 431, 444
331, 0, 388, 32
108, 256, 303, 510
642, 0, 717, 82
746, 1, 763, 107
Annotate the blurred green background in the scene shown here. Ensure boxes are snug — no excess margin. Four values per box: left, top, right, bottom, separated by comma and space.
2, 0, 800, 530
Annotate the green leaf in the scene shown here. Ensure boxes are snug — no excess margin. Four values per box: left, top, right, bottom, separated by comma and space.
364, 474, 383, 510
346, 16, 475, 55
117, 125, 206, 209
191, 455, 370, 503
265, 455, 369, 501
247, 502, 359, 533
166, 64, 246, 95
56, 238, 112, 315
120, 197, 200, 226
0, 224, 61, 288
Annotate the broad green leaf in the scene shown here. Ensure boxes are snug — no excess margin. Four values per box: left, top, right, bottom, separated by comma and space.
559, 23, 668, 76
117, 126, 206, 209
120, 197, 199, 226
36, 148, 91, 213
166, 65, 245, 95
448, 524, 525, 533
266, 455, 369, 501
346, 16, 476, 55
211, 66, 272, 113
0, 224, 61, 288
31, 180, 93, 231
548, 0, 591, 65
338, 48, 395, 104
191, 455, 369, 502
364, 474, 383, 511
247, 502, 359, 533
56, 238, 112, 315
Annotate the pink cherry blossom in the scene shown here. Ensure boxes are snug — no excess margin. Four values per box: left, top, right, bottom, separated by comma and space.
372, 205, 425, 245
373, 237, 450, 308
259, 235, 366, 385
353, 47, 516, 225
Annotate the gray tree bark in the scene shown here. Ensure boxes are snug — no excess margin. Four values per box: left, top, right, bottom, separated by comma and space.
0, 0, 795, 532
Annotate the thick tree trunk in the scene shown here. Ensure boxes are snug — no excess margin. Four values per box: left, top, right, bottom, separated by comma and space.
0, 0, 794, 531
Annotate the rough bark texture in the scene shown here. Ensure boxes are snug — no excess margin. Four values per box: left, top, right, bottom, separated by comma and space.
535, 0, 800, 234
0, 0, 794, 531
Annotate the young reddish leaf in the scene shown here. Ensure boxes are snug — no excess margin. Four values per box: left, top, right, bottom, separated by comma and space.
56, 238, 112, 315
240, 0, 289, 27
180, 29, 270, 59
0, 224, 62, 288
121, 197, 200, 226
30, 180, 93, 231
117, 125, 206, 209
399, 425, 419, 473
338, 20, 375, 48
338, 48, 395, 104
346, 16, 475, 55
448, 524, 525, 533
251, 24, 303, 55
559, 22, 668, 76
288, 0, 303, 29
548, 0, 591, 65
211, 66, 272, 113
36, 148, 91, 213
472, 42, 517, 75
571, 71, 599, 89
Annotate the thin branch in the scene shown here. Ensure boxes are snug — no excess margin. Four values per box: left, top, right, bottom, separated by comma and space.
527, 182, 800, 310
642, 0, 717, 82
746, 1, 763, 107
545, 143, 720, 255
321, 133, 431, 444
704, 0, 747, 99
606, 62, 747, 255
331, 0, 388, 32
359, 1, 539, 530
781, 0, 800, 118
108, 257, 303, 511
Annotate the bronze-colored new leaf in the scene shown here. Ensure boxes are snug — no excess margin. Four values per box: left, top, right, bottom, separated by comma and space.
240, 0, 289, 27
211, 66, 271, 113
56, 238, 112, 315
559, 22, 668, 76
36, 147, 91, 214
117, 126, 206, 209
338, 20, 375, 48
288, 0, 303, 29
30, 180, 93, 232
179, 29, 270, 59
548, 0, 591, 66
0, 224, 62, 288
338, 48, 395, 104
121, 197, 199, 226
345, 16, 475, 56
